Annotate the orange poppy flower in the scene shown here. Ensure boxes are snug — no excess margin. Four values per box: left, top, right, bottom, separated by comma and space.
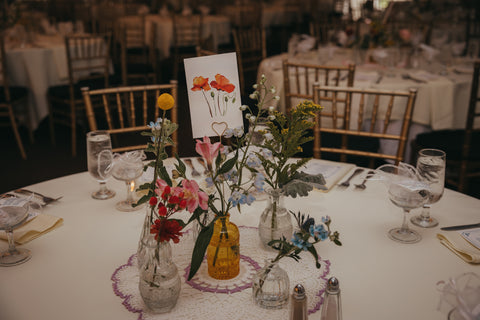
191, 76, 211, 91
210, 74, 235, 93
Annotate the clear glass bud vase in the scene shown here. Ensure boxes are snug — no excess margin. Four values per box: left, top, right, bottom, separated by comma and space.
258, 189, 293, 248
252, 259, 290, 309
138, 241, 181, 313
207, 214, 240, 280
137, 206, 157, 268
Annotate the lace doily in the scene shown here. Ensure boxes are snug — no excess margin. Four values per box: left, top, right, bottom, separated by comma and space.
111, 226, 331, 320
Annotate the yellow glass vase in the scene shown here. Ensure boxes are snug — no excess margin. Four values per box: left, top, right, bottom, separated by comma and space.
207, 214, 240, 280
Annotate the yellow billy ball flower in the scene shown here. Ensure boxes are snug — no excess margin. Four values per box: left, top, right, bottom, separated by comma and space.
157, 93, 175, 110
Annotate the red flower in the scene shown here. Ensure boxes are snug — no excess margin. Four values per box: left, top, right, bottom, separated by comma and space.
210, 74, 235, 93
149, 196, 158, 207
150, 219, 183, 243
158, 204, 167, 217
191, 76, 211, 91
168, 195, 180, 205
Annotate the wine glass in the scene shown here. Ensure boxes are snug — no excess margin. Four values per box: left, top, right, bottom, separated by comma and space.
111, 151, 145, 212
0, 201, 31, 266
87, 131, 115, 200
377, 163, 430, 244
411, 149, 446, 228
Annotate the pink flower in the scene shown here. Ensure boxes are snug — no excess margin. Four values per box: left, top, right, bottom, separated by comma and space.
195, 136, 223, 170
182, 179, 209, 213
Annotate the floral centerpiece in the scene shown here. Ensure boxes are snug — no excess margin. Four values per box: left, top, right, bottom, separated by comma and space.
252, 211, 341, 308
245, 81, 325, 248
135, 93, 209, 313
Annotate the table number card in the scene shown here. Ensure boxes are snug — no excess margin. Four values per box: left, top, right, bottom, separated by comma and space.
184, 52, 243, 138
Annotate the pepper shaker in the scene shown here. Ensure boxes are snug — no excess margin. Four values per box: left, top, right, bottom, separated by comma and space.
320, 277, 342, 320
290, 284, 307, 320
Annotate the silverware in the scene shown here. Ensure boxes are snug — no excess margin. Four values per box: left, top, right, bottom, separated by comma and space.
196, 157, 209, 175
338, 168, 364, 188
354, 170, 374, 190
401, 74, 426, 83
184, 158, 200, 177
440, 223, 480, 231
13, 189, 62, 204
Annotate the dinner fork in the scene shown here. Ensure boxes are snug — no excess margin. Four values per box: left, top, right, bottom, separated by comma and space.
184, 158, 200, 177
14, 189, 63, 204
338, 168, 364, 188
354, 170, 375, 190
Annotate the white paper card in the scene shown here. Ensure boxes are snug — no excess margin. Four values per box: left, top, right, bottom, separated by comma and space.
460, 229, 480, 250
184, 52, 243, 138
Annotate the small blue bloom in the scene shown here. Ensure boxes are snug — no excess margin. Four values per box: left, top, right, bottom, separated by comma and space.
322, 216, 331, 224
224, 169, 238, 184
205, 177, 214, 188
254, 173, 265, 191
261, 148, 273, 159
224, 128, 234, 138
246, 193, 255, 205
291, 233, 312, 251
247, 154, 261, 168
309, 224, 328, 241
229, 191, 246, 206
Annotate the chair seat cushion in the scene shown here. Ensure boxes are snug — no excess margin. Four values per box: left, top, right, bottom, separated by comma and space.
415, 130, 480, 160
0, 86, 29, 103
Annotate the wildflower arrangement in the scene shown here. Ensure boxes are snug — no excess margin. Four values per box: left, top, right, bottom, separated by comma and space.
246, 97, 325, 198
136, 93, 207, 245
187, 76, 282, 280
253, 211, 341, 298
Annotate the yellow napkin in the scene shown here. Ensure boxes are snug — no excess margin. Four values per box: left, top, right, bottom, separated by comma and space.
0, 214, 63, 245
437, 232, 480, 264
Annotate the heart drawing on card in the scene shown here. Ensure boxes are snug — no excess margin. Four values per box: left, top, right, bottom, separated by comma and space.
211, 121, 228, 137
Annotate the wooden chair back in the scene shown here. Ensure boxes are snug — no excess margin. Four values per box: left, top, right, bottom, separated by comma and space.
81, 81, 178, 154
172, 14, 203, 79
283, 60, 355, 113
312, 85, 417, 166
0, 34, 27, 159
457, 60, 480, 190
232, 26, 266, 96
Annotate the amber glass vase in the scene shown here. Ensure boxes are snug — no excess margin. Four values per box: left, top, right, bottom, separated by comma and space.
206, 214, 240, 280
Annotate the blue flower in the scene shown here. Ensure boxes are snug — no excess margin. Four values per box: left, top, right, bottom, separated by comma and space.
224, 128, 235, 138
254, 173, 265, 191
223, 168, 238, 184
322, 216, 331, 224
247, 154, 261, 168
229, 191, 246, 206
309, 224, 328, 241
246, 193, 255, 205
205, 177, 214, 188
291, 233, 311, 251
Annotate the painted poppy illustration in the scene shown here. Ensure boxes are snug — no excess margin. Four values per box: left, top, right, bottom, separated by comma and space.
191, 73, 237, 117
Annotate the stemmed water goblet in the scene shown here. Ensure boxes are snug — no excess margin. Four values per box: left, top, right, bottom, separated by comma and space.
0, 200, 31, 266
377, 163, 430, 244
87, 131, 115, 200
411, 148, 446, 228
111, 151, 145, 212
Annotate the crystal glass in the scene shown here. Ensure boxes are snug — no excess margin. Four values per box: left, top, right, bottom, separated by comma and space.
111, 151, 145, 212
0, 202, 31, 266
411, 149, 446, 228
378, 164, 430, 244
252, 259, 290, 309
87, 131, 115, 200
139, 241, 181, 313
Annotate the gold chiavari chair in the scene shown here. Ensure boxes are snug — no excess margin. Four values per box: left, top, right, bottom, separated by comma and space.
283, 61, 356, 113
0, 34, 29, 159
172, 14, 203, 80
47, 33, 113, 157
413, 61, 480, 195
81, 81, 178, 155
312, 85, 418, 167
232, 26, 266, 96
117, 16, 158, 85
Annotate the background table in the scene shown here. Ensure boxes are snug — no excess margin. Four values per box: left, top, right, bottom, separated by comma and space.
1, 159, 478, 320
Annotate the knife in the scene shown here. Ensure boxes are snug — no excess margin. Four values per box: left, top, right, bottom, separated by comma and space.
440, 223, 480, 231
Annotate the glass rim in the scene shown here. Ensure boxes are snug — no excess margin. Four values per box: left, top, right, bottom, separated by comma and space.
418, 148, 446, 157
87, 130, 110, 137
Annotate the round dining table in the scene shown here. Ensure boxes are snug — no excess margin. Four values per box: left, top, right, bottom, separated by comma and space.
0, 158, 478, 320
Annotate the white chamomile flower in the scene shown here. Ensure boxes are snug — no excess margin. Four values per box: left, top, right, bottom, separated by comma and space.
240, 105, 248, 111
253, 84, 258, 89
268, 115, 275, 121
245, 113, 252, 119
274, 95, 280, 100
268, 106, 275, 113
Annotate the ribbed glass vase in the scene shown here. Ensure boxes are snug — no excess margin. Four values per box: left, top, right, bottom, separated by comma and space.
206, 214, 240, 280
138, 241, 181, 313
252, 259, 290, 309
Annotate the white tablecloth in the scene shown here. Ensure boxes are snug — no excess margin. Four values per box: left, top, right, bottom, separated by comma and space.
1, 159, 478, 320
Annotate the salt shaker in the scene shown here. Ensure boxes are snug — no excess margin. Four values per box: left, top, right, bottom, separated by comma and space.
290, 284, 307, 320
320, 277, 342, 320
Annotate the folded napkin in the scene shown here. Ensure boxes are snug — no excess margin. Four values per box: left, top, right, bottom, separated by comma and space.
437, 232, 480, 264
0, 214, 63, 245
